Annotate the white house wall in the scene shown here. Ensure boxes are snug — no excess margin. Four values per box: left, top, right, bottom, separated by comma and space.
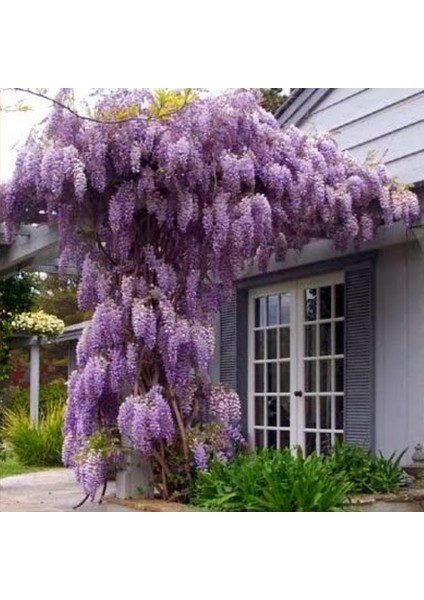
375, 240, 424, 461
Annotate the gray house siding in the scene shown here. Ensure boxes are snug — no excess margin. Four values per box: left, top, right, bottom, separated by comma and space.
375, 240, 424, 462
280, 88, 424, 186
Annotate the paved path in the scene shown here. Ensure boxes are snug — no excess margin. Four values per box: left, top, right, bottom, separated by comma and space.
0, 469, 133, 512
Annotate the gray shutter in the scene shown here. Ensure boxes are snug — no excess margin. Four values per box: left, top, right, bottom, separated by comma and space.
344, 261, 375, 449
220, 290, 249, 436
220, 296, 237, 390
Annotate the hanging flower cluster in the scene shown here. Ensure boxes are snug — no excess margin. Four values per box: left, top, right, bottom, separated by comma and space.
208, 385, 242, 425
0, 88, 420, 499
71, 429, 122, 500
10, 311, 65, 337
118, 386, 174, 455
188, 421, 246, 472
187, 385, 246, 471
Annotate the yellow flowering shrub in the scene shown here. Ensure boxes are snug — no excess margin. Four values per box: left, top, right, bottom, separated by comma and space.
10, 311, 65, 337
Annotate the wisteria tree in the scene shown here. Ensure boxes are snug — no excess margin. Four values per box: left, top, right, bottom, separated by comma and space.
0, 88, 420, 500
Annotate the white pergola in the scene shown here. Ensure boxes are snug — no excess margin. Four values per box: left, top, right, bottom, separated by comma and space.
1, 224, 84, 424
7, 323, 89, 426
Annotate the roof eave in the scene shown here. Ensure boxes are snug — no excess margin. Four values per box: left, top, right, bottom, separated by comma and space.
275, 88, 332, 127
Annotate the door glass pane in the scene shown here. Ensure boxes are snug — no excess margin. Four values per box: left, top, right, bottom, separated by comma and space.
279, 328, 290, 358
335, 321, 344, 355
320, 433, 332, 455
305, 432, 317, 455
255, 429, 264, 447
267, 397, 277, 427
254, 365, 264, 393
319, 286, 332, 319
319, 323, 332, 356
305, 396, 317, 429
335, 397, 344, 430
335, 284, 345, 318
279, 397, 290, 427
267, 329, 277, 359
280, 431, 290, 449
255, 331, 264, 360
280, 362, 290, 393
267, 295, 279, 326
335, 359, 344, 392
255, 297, 266, 327
300, 281, 345, 457
267, 363, 277, 393
255, 397, 264, 426
320, 396, 332, 430
319, 359, 332, 392
305, 289, 317, 321
305, 325, 317, 357
305, 361, 317, 393
267, 430, 277, 449
280, 293, 290, 325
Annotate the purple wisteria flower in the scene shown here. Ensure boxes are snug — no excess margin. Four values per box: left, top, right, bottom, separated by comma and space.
117, 386, 175, 456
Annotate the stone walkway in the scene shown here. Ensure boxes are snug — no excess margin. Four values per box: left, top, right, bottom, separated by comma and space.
0, 469, 133, 512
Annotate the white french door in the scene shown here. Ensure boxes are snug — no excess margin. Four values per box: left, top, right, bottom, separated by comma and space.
248, 273, 345, 455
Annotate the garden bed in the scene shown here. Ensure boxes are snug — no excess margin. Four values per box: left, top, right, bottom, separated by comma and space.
103, 487, 424, 512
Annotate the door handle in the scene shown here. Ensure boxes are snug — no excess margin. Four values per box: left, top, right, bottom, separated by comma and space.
294, 391, 303, 398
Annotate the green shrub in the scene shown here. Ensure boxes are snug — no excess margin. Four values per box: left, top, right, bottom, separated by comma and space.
192, 449, 353, 512
1, 401, 64, 467
191, 443, 407, 512
326, 443, 406, 494
4, 380, 67, 417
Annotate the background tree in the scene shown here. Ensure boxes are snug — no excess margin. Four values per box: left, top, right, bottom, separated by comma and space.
0, 273, 39, 389
259, 88, 290, 114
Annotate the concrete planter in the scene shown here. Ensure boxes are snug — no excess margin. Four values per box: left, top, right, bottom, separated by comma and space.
115, 438, 154, 500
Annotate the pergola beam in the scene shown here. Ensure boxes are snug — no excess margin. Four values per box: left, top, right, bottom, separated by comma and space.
0, 224, 59, 275
26, 263, 78, 276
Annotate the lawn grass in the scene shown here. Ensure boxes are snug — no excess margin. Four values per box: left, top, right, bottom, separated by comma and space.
0, 452, 51, 479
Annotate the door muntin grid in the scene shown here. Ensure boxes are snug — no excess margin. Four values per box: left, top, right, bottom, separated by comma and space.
252, 291, 292, 450
301, 282, 345, 456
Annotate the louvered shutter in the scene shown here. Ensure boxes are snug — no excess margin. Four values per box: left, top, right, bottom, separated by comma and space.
220, 296, 237, 390
344, 261, 375, 449
220, 290, 249, 436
